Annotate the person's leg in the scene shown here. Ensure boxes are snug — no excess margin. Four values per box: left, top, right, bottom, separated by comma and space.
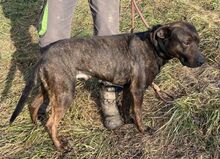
89, 0, 120, 36
38, 0, 77, 49
89, 0, 123, 130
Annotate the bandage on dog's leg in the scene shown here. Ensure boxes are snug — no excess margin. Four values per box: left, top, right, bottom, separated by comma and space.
100, 83, 123, 129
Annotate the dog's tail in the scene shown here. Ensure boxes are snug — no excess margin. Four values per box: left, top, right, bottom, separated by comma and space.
9, 62, 39, 124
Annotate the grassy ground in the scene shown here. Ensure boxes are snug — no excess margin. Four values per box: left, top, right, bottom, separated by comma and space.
0, 0, 219, 158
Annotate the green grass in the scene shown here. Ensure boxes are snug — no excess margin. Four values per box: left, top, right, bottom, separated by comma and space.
0, 0, 219, 158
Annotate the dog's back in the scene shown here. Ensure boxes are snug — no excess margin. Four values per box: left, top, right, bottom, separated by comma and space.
41, 33, 156, 85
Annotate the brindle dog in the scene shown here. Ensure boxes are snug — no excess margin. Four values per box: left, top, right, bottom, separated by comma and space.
10, 21, 205, 150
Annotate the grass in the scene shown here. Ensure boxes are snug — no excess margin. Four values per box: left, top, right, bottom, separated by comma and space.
0, 0, 219, 158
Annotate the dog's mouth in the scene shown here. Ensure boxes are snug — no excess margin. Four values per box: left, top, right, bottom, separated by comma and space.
179, 55, 190, 66
179, 54, 205, 68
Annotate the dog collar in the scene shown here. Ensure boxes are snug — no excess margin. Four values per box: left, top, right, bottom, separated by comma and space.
156, 38, 172, 60
149, 30, 172, 60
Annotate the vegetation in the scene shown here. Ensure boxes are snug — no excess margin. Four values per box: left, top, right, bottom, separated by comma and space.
0, 0, 219, 158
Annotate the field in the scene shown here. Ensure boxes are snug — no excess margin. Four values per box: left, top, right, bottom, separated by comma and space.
0, 0, 219, 158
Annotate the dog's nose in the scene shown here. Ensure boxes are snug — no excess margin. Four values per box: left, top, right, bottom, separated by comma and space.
197, 55, 205, 66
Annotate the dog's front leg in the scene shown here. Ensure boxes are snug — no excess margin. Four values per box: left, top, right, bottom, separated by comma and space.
130, 81, 145, 134
130, 85, 154, 135
122, 84, 134, 124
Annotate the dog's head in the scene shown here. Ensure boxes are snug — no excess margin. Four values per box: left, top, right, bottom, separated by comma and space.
152, 21, 205, 68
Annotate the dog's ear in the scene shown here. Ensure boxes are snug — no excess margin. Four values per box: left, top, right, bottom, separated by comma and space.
155, 25, 171, 39
150, 25, 172, 51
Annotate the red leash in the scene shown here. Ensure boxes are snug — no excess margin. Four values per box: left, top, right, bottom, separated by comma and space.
131, 0, 150, 33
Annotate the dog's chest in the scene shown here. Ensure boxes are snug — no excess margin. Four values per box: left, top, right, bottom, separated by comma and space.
144, 60, 160, 84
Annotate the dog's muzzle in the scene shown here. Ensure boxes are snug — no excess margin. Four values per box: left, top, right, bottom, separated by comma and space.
180, 53, 205, 68
196, 54, 205, 66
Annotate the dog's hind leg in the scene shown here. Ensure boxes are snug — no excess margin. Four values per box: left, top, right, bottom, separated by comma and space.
45, 79, 74, 151
29, 84, 48, 124
29, 92, 43, 124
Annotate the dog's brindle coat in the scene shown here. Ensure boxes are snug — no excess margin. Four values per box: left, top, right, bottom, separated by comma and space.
10, 21, 204, 150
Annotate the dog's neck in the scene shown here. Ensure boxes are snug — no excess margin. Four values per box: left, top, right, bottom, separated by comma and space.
156, 38, 171, 59
146, 28, 172, 67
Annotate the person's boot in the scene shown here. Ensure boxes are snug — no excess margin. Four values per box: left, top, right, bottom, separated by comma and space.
100, 83, 123, 130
